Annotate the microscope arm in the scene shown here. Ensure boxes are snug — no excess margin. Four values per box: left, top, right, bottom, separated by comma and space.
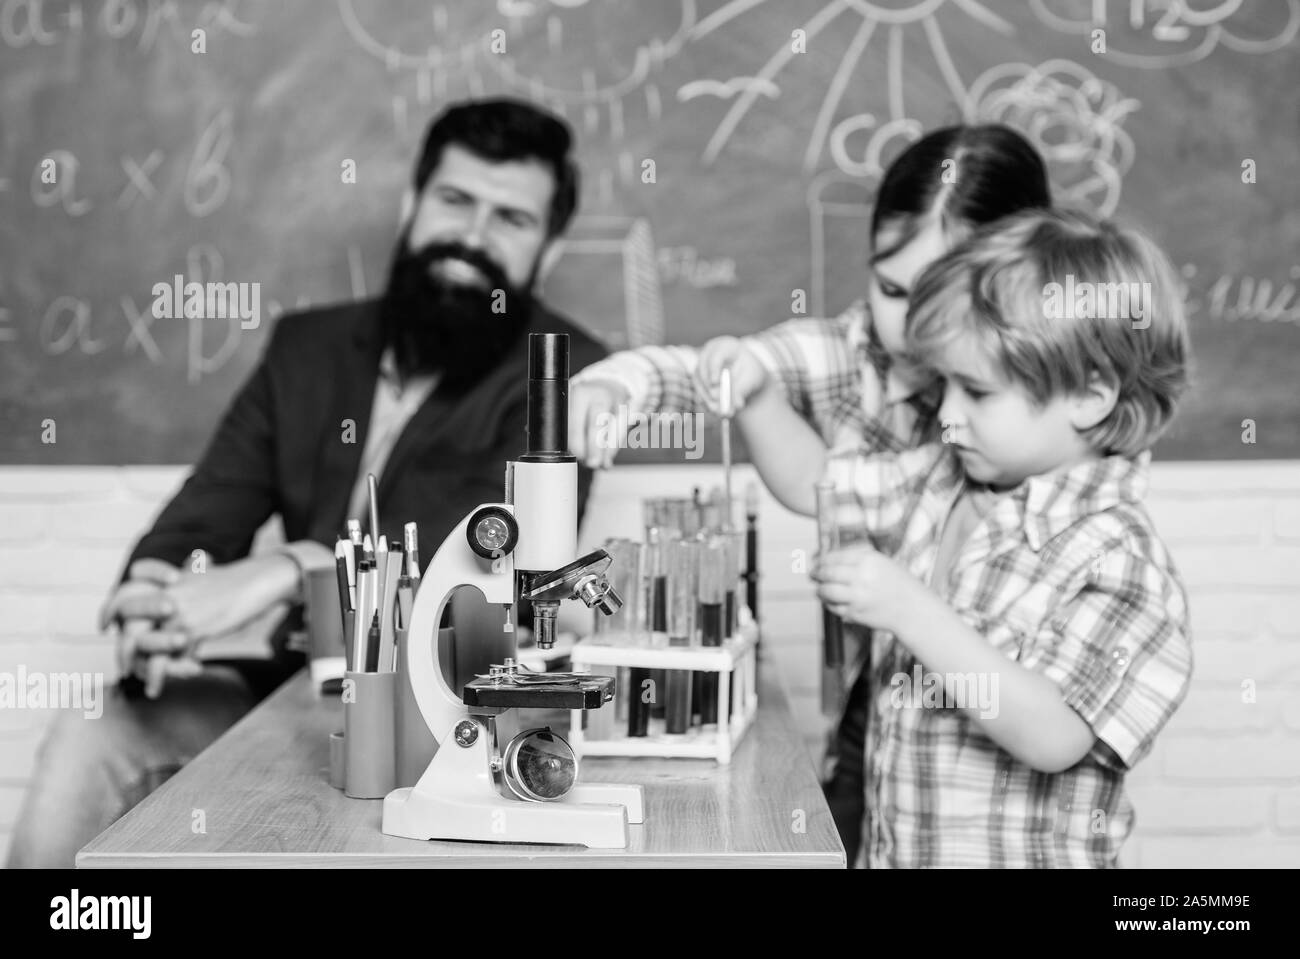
403, 504, 517, 742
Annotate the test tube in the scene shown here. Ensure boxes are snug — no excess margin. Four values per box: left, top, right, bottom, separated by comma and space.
593, 538, 642, 646
745, 482, 760, 636
630, 527, 668, 736
643, 498, 667, 538
815, 479, 844, 667
665, 538, 699, 734
654, 526, 682, 720
722, 529, 745, 640
815, 478, 845, 717
694, 535, 727, 726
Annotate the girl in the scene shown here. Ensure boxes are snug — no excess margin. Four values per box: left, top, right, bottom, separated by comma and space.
569, 124, 1052, 864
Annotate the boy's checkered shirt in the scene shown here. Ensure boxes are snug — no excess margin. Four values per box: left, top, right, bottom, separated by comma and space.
571, 300, 943, 453
825, 442, 1193, 868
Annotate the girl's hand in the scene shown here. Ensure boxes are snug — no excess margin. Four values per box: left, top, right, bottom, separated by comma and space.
694, 336, 770, 414
811, 543, 925, 633
569, 377, 631, 469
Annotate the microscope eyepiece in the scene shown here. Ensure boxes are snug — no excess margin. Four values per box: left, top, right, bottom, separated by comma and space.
522, 332, 573, 462
529, 332, 569, 381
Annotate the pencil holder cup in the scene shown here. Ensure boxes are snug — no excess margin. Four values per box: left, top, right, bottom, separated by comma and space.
394, 626, 443, 787
328, 731, 346, 790
343, 670, 397, 798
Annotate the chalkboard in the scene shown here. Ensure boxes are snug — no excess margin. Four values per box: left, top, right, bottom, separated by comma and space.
2, 0, 1297, 463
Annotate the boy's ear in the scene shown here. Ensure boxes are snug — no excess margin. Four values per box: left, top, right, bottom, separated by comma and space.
1070, 369, 1119, 432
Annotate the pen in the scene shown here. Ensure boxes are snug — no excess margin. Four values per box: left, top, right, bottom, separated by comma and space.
375, 533, 389, 608
338, 535, 356, 610
404, 522, 420, 583
353, 559, 375, 672
364, 610, 381, 672
362, 560, 378, 655
334, 537, 352, 606
377, 544, 403, 672
397, 574, 413, 633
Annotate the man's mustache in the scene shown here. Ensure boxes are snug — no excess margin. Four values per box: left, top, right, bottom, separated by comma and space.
401, 241, 510, 294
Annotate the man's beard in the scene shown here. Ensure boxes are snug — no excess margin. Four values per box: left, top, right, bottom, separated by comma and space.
379, 237, 536, 393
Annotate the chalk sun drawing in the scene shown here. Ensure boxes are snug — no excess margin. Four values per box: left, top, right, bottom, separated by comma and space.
687, 0, 1018, 175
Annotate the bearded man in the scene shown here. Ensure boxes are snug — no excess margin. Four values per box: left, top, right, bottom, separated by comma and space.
7, 99, 606, 868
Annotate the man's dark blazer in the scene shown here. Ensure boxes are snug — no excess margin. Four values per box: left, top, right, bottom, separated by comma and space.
121, 297, 608, 677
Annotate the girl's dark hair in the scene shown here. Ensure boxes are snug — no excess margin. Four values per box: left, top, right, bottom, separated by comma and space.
870, 124, 1050, 261
413, 98, 579, 238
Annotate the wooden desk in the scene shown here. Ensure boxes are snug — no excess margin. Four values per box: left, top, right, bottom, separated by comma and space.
77, 660, 845, 868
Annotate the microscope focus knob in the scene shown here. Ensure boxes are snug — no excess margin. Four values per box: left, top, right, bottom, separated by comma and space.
466, 506, 519, 560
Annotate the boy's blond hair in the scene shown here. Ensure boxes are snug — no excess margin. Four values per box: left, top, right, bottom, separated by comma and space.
905, 208, 1190, 456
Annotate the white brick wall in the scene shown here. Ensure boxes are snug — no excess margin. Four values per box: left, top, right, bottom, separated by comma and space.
1, 461, 1298, 868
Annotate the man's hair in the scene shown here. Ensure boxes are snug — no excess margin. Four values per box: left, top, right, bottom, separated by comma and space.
905, 208, 1191, 457
413, 98, 579, 238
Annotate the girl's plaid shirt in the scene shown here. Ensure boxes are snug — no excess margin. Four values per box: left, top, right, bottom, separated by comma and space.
570, 300, 943, 453
825, 442, 1193, 868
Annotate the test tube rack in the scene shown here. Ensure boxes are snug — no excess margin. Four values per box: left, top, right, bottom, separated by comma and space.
568, 618, 759, 764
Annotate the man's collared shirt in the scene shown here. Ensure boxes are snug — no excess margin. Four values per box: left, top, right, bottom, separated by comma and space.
824, 443, 1193, 868
571, 300, 943, 453
344, 347, 439, 533
281, 347, 438, 581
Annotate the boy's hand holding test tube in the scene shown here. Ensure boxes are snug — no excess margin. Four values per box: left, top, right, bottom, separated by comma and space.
811, 536, 1096, 775
810, 543, 926, 637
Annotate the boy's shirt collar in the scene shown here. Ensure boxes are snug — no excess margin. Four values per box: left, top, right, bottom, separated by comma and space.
1017, 450, 1150, 550
916, 444, 1151, 552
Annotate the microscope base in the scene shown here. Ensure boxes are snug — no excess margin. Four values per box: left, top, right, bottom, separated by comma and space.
381, 723, 643, 849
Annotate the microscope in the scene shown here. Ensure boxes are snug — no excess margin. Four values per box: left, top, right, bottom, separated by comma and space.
382, 333, 644, 848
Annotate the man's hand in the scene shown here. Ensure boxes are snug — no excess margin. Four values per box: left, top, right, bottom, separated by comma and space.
101, 554, 297, 699
120, 617, 204, 698
693, 336, 770, 415
811, 544, 927, 634
154, 553, 297, 641
100, 558, 184, 693
570, 377, 631, 470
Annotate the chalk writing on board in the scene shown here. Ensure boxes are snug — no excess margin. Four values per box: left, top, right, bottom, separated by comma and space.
828, 115, 923, 179
40, 296, 106, 356
184, 109, 234, 218
550, 216, 664, 347
690, 0, 1015, 171
966, 59, 1138, 217
807, 170, 872, 318
657, 247, 738, 288
30, 150, 92, 216
24, 118, 234, 219
0, 0, 258, 52
676, 77, 779, 102
1184, 265, 1300, 325
1031, 0, 1300, 69
118, 150, 164, 208
340, 0, 694, 143
481, 0, 695, 138
14, 239, 308, 381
